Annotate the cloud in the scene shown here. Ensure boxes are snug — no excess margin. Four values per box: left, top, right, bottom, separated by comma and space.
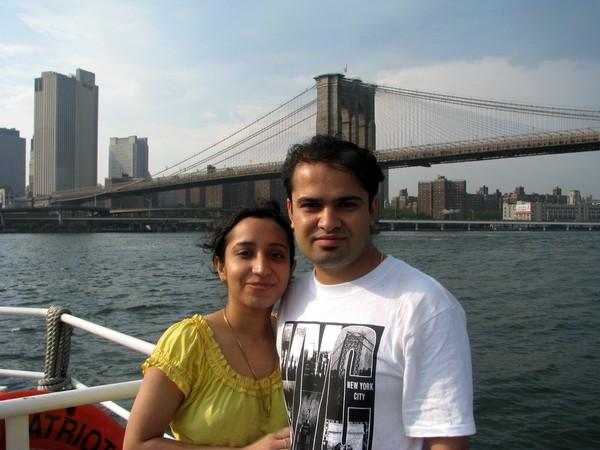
375, 57, 600, 108
0, 43, 39, 56
18, 1, 154, 43
19, 14, 85, 40
0, 83, 34, 148
375, 57, 600, 197
5, 2, 599, 195
157, 87, 207, 108
0, 85, 32, 110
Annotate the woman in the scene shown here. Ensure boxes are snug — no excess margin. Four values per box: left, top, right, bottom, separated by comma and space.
124, 203, 294, 450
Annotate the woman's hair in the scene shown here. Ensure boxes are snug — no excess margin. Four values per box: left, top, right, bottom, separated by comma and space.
203, 200, 295, 266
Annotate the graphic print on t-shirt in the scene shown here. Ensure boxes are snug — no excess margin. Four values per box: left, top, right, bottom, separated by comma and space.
280, 321, 383, 450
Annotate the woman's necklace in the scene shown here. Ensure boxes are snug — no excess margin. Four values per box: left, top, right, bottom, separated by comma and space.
222, 307, 274, 417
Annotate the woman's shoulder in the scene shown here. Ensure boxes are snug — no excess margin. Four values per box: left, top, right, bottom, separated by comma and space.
156, 314, 214, 350
144, 315, 214, 396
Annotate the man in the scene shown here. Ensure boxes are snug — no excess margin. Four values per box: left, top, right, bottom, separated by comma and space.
277, 135, 475, 450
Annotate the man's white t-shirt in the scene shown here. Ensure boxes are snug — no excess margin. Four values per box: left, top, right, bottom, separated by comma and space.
277, 256, 476, 450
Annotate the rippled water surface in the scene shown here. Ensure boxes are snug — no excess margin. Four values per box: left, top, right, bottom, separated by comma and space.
1, 231, 599, 449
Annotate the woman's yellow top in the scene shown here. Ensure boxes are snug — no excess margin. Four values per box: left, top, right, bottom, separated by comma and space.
142, 315, 288, 446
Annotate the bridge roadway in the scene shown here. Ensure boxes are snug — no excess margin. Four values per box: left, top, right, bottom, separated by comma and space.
47, 127, 600, 204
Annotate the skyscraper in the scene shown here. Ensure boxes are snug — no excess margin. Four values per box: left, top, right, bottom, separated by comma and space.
32, 69, 98, 196
108, 136, 149, 179
0, 128, 26, 197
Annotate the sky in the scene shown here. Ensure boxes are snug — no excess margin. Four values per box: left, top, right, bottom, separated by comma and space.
1, 0, 600, 197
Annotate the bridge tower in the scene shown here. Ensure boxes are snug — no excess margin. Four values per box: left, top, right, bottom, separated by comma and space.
314, 74, 388, 206
315, 74, 376, 149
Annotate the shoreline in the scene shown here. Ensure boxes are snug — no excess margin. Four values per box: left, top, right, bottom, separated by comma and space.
2, 221, 599, 233
375, 219, 600, 232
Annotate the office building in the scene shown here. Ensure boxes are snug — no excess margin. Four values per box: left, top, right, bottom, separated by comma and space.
0, 128, 26, 197
108, 136, 149, 179
33, 69, 98, 196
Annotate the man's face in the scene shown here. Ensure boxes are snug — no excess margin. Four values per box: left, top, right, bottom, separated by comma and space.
287, 162, 378, 284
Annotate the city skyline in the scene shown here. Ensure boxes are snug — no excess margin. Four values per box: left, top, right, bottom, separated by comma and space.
394, 175, 596, 200
1, 1, 599, 196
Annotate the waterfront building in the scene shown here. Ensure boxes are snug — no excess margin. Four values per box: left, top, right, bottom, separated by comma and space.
195, 179, 285, 210
503, 200, 534, 221
466, 185, 502, 218
28, 137, 34, 197
158, 190, 180, 207
33, 69, 98, 196
567, 190, 581, 205
188, 187, 205, 207
502, 185, 568, 210
503, 198, 600, 222
0, 128, 26, 197
514, 186, 526, 198
0, 186, 14, 208
542, 203, 600, 222
108, 136, 149, 179
417, 182, 433, 218
550, 186, 568, 204
390, 188, 417, 212
418, 175, 466, 220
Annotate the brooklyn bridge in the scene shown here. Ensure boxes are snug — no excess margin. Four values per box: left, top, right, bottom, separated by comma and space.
33, 73, 600, 210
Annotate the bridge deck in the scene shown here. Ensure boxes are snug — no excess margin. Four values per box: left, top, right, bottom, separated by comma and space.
35, 127, 600, 204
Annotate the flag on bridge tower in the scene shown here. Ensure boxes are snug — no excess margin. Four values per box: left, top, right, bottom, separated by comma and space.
343, 64, 348, 73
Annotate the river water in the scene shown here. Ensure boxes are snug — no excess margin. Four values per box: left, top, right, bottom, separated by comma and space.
1, 231, 599, 449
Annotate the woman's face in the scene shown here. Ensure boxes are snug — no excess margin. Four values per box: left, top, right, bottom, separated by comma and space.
215, 217, 294, 311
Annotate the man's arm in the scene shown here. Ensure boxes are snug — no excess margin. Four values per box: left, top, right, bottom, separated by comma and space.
423, 436, 469, 450
404, 304, 475, 448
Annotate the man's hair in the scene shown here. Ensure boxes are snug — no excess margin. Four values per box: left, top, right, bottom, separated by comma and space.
282, 135, 385, 204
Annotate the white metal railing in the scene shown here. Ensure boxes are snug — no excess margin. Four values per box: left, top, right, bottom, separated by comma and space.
0, 380, 142, 417
0, 370, 44, 380
0, 307, 155, 355
0, 306, 158, 450
0, 372, 136, 420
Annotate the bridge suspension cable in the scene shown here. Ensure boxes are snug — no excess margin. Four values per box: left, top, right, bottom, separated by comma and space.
47, 77, 600, 204
374, 83, 600, 151
99, 84, 316, 196
154, 85, 317, 178
173, 99, 316, 174
147, 80, 600, 180
377, 85, 600, 120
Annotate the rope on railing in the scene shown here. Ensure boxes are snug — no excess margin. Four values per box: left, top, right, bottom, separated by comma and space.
37, 305, 73, 391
